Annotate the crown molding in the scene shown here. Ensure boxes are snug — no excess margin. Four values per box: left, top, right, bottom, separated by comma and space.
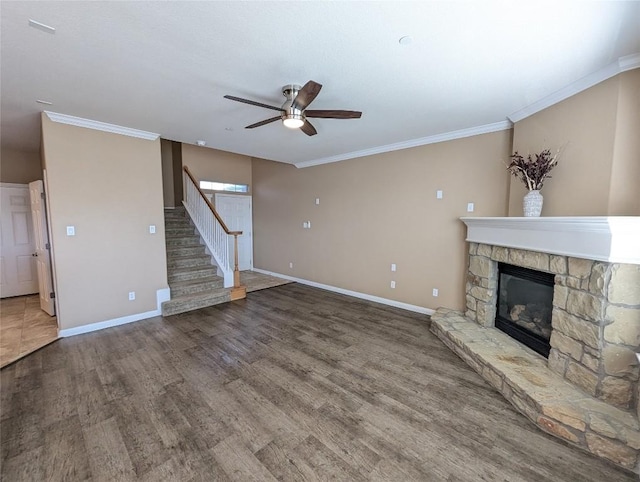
508, 53, 640, 123
294, 120, 513, 169
619, 52, 640, 72
44, 111, 160, 141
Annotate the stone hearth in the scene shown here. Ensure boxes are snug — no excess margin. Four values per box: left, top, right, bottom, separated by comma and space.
431, 217, 640, 474
431, 309, 639, 473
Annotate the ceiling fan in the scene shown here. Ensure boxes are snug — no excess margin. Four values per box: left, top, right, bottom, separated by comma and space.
224, 80, 362, 136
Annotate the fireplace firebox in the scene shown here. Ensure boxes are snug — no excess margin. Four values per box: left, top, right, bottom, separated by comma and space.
495, 263, 554, 358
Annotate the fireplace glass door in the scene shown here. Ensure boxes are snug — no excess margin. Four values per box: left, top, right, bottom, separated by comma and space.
495, 263, 554, 357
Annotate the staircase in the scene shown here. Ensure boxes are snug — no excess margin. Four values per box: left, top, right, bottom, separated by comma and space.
162, 207, 232, 316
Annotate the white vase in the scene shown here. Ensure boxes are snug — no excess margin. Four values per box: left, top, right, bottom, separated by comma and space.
523, 190, 543, 217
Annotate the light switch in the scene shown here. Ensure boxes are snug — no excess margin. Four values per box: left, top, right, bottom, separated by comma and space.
436, 190, 443, 199
467, 202, 475, 212
66, 226, 75, 236
315, 198, 320, 205
149, 225, 156, 234
391, 263, 396, 272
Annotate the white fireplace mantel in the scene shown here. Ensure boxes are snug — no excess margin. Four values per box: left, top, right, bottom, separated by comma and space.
460, 216, 640, 265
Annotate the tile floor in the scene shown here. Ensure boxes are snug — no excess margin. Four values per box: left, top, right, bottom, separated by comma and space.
0, 294, 58, 368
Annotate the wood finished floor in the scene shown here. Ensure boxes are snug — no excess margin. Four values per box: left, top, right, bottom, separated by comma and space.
0, 284, 631, 481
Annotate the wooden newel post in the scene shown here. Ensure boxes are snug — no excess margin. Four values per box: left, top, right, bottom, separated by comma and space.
230, 233, 246, 301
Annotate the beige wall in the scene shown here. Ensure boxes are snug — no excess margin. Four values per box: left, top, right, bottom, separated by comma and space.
182, 144, 252, 197
609, 69, 640, 215
0, 148, 42, 184
252, 130, 512, 311
41, 113, 168, 330
509, 70, 640, 216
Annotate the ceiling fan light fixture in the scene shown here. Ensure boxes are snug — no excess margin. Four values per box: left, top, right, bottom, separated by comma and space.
224, 80, 361, 137
282, 115, 304, 129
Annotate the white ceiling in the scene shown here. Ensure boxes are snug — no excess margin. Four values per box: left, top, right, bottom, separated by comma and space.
1, 1, 639, 166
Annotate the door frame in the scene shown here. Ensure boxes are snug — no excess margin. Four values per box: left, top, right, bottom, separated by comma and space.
43, 170, 61, 325
214, 193, 253, 271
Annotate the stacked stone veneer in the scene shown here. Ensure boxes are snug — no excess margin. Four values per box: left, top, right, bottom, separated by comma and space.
465, 243, 640, 416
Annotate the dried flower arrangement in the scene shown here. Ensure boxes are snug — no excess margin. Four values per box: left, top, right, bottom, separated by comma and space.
506, 149, 560, 191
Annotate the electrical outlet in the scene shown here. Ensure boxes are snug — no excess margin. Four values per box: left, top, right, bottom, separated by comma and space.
315, 198, 320, 205
66, 226, 75, 236
289, 262, 293, 269
391, 263, 396, 272
149, 225, 156, 234
467, 202, 475, 212
432, 288, 439, 297
436, 190, 443, 199
390, 281, 396, 289
128, 291, 136, 301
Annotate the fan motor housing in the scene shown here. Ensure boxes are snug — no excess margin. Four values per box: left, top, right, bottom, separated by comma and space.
282, 84, 301, 100
281, 84, 304, 122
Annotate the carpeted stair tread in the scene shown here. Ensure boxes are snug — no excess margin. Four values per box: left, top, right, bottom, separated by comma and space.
168, 265, 219, 283
161, 289, 230, 316
165, 227, 196, 235
168, 277, 224, 297
165, 237, 202, 247
166, 245, 206, 256
167, 254, 213, 269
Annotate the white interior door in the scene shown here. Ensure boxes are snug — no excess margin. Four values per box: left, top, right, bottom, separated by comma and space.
28, 180, 55, 315
215, 194, 253, 271
0, 184, 38, 298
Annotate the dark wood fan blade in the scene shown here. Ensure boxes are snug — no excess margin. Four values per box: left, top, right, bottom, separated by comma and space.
291, 81, 322, 110
300, 120, 317, 136
305, 110, 362, 119
224, 95, 284, 112
245, 116, 282, 129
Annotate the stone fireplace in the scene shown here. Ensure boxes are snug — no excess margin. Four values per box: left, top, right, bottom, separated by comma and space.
430, 217, 640, 473
466, 241, 640, 411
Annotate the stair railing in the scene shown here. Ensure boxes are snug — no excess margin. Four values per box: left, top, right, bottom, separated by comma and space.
182, 166, 246, 299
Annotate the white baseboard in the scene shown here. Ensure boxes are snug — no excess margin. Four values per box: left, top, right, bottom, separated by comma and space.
252, 268, 434, 316
59, 287, 171, 337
